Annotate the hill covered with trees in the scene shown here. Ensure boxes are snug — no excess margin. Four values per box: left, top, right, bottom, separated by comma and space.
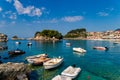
64, 28, 87, 39
34, 30, 63, 40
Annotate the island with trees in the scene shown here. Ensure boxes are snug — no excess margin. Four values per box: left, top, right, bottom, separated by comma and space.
34, 30, 63, 40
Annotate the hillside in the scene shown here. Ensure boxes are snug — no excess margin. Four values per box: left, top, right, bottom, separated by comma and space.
64, 28, 87, 39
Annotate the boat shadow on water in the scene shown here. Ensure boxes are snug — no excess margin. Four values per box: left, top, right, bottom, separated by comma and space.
73, 52, 85, 57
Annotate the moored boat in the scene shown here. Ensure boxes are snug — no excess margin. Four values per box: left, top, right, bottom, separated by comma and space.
25, 53, 48, 60
8, 48, 25, 55
52, 75, 72, 80
66, 43, 71, 46
27, 42, 32, 46
93, 46, 108, 50
16, 41, 21, 45
73, 47, 86, 53
61, 65, 81, 79
43, 56, 63, 69
27, 56, 51, 66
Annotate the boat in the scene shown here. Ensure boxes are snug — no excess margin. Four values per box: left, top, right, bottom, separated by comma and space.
61, 65, 81, 79
66, 43, 71, 46
27, 56, 51, 66
52, 75, 72, 80
73, 47, 86, 53
93, 46, 108, 50
8, 48, 25, 55
16, 41, 21, 45
27, 42, 32, 46
25, 53, 48, 60
43, 56, 63, 69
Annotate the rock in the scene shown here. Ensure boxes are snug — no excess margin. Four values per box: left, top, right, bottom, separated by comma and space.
0, 62, 31, 80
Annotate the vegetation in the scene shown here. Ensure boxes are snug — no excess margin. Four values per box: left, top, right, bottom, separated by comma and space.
64, 28, 87, 38
12, 35, 18, 39
34, 30, 63, 40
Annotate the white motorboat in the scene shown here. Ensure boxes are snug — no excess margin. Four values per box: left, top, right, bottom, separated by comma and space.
61, 65, 81, 79
73, 47, 86, 53
66, 43, 71, 46
43, 57, 63, 69
27, 42, 32, 46
16, 41, 21, 44
52, 75, 72, 80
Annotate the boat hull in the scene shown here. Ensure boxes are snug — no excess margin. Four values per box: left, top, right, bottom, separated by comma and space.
44, 58, 63, 69
61, 66, 81, 79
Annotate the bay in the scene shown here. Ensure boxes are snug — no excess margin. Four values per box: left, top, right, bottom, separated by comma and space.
0, 40, 120, 80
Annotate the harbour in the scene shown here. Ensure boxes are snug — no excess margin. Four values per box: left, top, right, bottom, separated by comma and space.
0, 39, 120, 80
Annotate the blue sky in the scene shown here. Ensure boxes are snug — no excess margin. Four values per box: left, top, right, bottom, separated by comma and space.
0, 0, 120, 38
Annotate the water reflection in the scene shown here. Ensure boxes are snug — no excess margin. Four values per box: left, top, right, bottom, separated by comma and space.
73, 52, 85, 57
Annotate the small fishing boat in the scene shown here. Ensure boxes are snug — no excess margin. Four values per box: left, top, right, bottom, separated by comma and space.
66, 43, 71, 46
61, 65, 81, 79
27, 56, 51, 66
27, 42, 32, 46
93, 46, 108, 50
8, 48, 25, 55
16, 41, 21, 44
43, 56, 63, 69
25, 53, 48, 60
52, 75, 72, 80
73, 47, 86, 53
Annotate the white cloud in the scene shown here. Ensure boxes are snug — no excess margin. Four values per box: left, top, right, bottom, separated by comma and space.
0, 7, 2, 12
9, 13, 17, 19
62, 16, 83, 22
49, 18, 58, 23
6, 0, 12, 3
97, 12, 109, 16
14, 0, 42, 17
4, 11, 17, 20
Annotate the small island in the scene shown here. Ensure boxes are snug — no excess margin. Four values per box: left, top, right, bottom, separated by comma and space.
34, 30, 63, 40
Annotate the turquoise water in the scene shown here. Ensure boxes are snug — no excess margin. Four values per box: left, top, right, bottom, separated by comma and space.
0, 40, 120, 80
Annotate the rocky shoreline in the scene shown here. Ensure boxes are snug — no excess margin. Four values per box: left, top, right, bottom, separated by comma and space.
0, 62, 31, 80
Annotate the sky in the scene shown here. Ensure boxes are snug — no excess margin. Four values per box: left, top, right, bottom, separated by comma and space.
0, 0, 120, 38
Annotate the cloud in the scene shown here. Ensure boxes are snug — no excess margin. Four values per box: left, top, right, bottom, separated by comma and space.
6, 0, 12, 3
62, 16, 83, 22
0, 7, 2, 12
9, 13, 17, 19
3, 11, 17, 20
14, 0, 42, 17
97, 12, 109, 16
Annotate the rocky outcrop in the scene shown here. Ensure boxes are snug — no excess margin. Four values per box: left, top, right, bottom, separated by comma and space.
0, 62, 31, 80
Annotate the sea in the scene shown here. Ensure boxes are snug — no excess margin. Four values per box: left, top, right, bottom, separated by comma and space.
0, 39, 120, 80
